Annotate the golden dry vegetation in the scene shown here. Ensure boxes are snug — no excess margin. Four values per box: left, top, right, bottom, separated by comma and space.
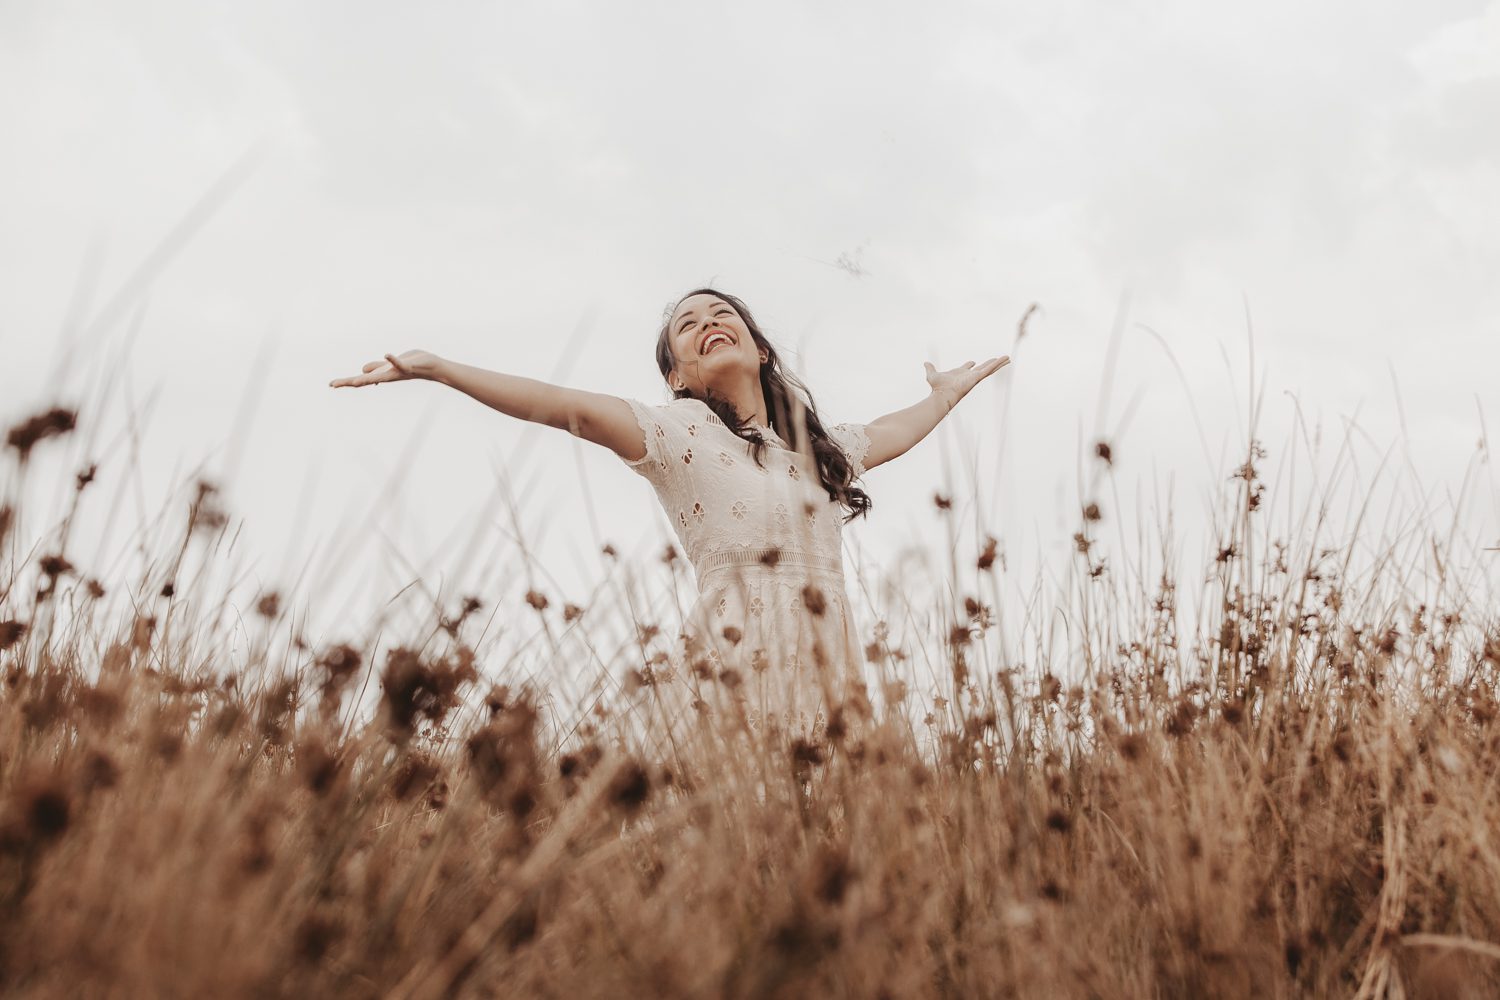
3, 393, 1500, 1000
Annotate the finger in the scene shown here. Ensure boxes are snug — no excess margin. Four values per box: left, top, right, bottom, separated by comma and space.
385, 352, 405, 372
924, 361, 936, 375
362, 360, 385, 373
963, 360, 975, 368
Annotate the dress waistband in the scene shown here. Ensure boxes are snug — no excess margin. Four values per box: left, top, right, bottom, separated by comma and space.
694, 546, 845, 580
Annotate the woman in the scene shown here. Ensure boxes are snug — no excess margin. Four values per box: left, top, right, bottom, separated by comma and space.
330, 288, 1010, 738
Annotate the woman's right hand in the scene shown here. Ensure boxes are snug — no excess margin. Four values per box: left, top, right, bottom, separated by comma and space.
328, 350, 443, 388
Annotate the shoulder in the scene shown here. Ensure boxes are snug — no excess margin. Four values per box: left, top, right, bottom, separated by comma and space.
621, 396, 715, 448
660, 395, 718, 429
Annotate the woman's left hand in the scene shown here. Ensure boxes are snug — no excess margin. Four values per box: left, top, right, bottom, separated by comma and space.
924, 356, 1011, 411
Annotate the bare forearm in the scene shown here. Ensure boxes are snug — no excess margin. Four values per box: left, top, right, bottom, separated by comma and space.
432, 358, 582, 434
867, 389, 954, 464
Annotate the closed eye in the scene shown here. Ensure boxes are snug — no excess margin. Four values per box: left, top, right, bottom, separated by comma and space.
679, 308, 732, 333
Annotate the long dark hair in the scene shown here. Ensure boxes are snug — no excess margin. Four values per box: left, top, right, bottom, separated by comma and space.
655, 287, 872, 524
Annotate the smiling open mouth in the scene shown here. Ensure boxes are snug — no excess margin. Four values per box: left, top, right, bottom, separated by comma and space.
700, 332, 734, 355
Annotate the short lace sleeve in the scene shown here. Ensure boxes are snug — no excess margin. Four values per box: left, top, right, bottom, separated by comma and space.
617, 397, 702, 489
828, 422, 872, 479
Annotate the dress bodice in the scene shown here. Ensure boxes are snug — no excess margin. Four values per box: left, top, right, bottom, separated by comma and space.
618, 396, 871, 587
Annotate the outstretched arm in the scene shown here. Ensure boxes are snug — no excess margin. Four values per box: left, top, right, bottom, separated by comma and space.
328, 351, 651, 462
861, 355, 1011, 472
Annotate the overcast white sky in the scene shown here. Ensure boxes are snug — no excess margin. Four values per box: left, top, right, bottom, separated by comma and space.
3, 0, 1497, 681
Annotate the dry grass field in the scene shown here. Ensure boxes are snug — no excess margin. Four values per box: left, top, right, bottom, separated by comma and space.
3, 388, 1499, 999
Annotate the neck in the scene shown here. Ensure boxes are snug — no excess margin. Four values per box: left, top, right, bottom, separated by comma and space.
708, 371, 769, 427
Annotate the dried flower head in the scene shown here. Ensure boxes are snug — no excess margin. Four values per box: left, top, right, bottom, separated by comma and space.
0, 620, 26, 651
5, 406, 77, 461
607, 759, 652, 814
39, 554, 73, 579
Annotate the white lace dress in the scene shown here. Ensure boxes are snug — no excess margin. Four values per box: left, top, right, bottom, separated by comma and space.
618, 395, 872, 735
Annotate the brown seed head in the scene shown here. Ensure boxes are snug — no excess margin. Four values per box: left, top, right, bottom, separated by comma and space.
4, 773, 71, 850
39, 554, 73, 579
6, 406, 78, 461
607, 759, 652, 813
790, 738, 826, 781
0, 620, 26, 651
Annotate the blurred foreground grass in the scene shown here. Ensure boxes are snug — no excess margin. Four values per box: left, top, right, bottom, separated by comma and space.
3, 383, 1500, 1000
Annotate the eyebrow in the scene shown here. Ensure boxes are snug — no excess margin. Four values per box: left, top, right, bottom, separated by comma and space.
675, 302, 730, 330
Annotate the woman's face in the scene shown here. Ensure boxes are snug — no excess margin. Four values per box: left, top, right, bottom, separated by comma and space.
667, 293, 764, 394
